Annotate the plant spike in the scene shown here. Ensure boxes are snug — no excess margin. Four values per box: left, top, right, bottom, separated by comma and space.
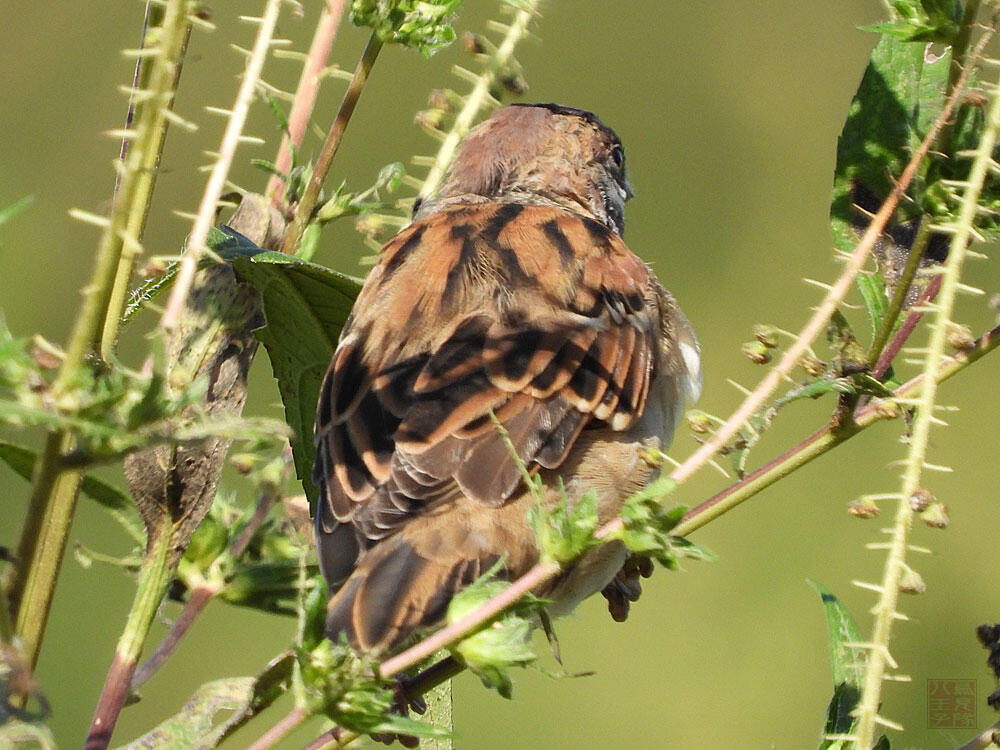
854, 14, 1000, 748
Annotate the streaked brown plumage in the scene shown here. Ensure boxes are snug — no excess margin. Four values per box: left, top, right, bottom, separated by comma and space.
313, 103, 701, 653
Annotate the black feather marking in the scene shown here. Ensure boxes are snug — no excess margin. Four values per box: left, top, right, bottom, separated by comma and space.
444, 223, 477, 301
351, 391, 399, 479
329, 339, 369, 419
568, 338, 615, 407
414, 316, 489, 393
397, 371, 499, 446
582, 216, 612, 245
315, 511, 362, 588
497, 245, 533, 287
481, 203, 525, 245
331, 425, 374, 503
491, 328, 546, 386
381, 224, 427, 283
536, 407, 587, 468
541, 218, 576, 268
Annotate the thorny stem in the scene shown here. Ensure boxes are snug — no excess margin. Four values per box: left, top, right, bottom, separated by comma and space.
58, 0, 191, 380
281, 31, 384, 254
266, 0, 349, 209
101, 20, 194, 358
160, 0, 284, 332
1, 2, 193, 669
668, 21, 984, 489
853, 20, 1000, 747
417, 3, 538, 199
377, 33, 993, 679
680, 320, 1000, 535
85, 528, 173, 750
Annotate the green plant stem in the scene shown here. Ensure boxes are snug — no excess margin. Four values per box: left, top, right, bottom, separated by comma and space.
7, 432, 82, 671
1, 0, 193, 675
281, 31, 384, 254
84, 527, 173, 750
130, 487, 276, 690
679, 317, 1000, 535
865, 215, 932, 369
418, 651, 454, 750
872, 275, 942, 379
854, 37, 1000, 748
101, 21, 193, 359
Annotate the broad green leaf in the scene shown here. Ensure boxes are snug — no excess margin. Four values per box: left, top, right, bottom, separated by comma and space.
855, 272, 889, 342
230, 253, 362, 505
830, 33, 950, 253
808, 580, 866, 748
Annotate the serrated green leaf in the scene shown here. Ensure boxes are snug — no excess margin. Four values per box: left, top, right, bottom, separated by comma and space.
830, 33, 950, 252
808, 580, 865, 687
447, 574, 535, 699
528, 490, 599, 565
230, 254, 362, 505
855, 272, 889, 342
809, 580, 867, 748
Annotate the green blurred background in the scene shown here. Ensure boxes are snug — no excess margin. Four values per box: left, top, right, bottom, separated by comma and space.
2, 1, 999, 747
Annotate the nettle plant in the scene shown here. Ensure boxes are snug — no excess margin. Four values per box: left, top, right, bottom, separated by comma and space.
1, 1, 999, 748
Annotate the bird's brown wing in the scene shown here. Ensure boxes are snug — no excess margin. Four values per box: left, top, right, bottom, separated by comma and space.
313, 202, 664, 650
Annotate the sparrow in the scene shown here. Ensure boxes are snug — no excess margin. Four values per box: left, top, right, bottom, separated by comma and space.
313, 103, 702, 654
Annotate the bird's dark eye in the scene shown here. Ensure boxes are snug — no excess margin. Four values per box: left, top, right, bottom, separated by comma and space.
610, 144, 625, 170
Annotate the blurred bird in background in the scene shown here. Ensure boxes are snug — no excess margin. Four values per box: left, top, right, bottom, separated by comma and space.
312, 103, 701, 653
